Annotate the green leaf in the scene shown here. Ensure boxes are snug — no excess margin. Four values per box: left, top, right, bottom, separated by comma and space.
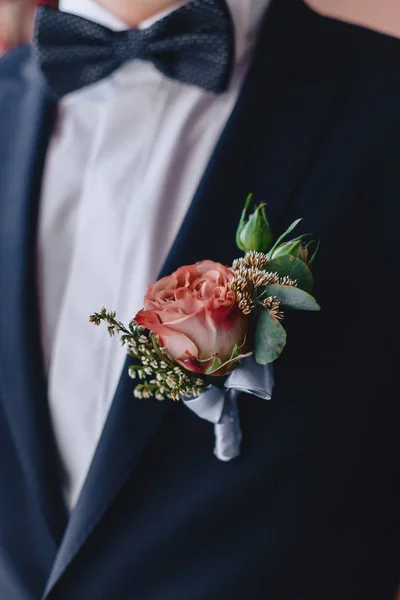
205, 357, 223, 375
264, 284, 320, 311
308, 239, 321, 267
266, 218, 302, 258
255, 310, 287, 365
267, 255, 314, 293
230, 343, 244, 361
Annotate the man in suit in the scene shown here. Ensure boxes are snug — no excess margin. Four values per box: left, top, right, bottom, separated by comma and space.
0, 0, 399, 598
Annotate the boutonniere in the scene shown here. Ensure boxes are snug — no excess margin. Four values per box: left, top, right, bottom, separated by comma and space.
90, 195, 320, 461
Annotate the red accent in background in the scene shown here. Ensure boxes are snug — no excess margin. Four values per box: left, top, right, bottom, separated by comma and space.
37, 0, 59, 7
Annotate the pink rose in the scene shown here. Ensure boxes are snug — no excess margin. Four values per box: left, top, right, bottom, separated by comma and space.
135, 260, 249, 376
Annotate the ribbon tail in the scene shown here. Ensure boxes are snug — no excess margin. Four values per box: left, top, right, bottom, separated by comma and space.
213, 391, 242, 462
183, 357, 273, 462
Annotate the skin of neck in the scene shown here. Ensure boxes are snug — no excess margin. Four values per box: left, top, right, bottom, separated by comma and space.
94, 0, 181, 27
0, 0, 36, 55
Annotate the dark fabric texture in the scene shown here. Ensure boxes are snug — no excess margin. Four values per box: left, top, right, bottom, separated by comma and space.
33, 1, 235, 97
0, 0, 399, 598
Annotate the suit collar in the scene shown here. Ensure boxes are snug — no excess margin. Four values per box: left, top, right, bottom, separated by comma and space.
0, 46, 68, 544
43, 0, 347, 594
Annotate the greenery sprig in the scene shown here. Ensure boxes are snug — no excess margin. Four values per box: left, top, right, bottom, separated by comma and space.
90, 309, 205, 401
90, 195, 321, 403
233, 197, 321, 365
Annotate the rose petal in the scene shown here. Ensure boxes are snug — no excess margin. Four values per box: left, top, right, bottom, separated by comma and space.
135, 260, 247, 374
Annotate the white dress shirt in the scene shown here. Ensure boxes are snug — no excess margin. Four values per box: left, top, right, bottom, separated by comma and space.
38, 0, 271, 510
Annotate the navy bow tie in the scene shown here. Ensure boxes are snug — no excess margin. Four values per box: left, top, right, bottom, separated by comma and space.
33, 2, 235, 98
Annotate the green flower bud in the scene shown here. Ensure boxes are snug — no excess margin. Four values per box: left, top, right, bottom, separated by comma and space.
236, 195, 273, 254
269, 239, 309, 263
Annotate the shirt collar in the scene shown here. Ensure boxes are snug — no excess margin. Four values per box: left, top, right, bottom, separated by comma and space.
59, 0, 271, 64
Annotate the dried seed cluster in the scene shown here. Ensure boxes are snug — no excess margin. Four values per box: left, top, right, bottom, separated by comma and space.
229, 268, 279, 315
262, 296, 284, 321
230, 251, 297, 317
279, 275, 297, 287
232, 250, 270, 271
90, 308, 205, 401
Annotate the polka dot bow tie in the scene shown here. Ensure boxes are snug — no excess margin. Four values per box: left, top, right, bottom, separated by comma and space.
33, 2, 235, 98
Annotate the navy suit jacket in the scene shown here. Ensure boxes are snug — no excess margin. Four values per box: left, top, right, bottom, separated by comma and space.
0, 1, 399, 598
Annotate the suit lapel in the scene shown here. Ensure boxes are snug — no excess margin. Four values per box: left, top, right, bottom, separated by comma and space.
45, 0, 346, 593
0, 46, 68, 543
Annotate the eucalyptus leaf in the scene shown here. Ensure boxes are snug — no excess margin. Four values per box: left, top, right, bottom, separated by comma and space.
267, 255, 314, 293
255, 310, 287, 365
264, 284, 320, 311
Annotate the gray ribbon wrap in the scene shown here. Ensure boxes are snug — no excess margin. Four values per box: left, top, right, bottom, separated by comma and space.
183, 357, 274, 461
